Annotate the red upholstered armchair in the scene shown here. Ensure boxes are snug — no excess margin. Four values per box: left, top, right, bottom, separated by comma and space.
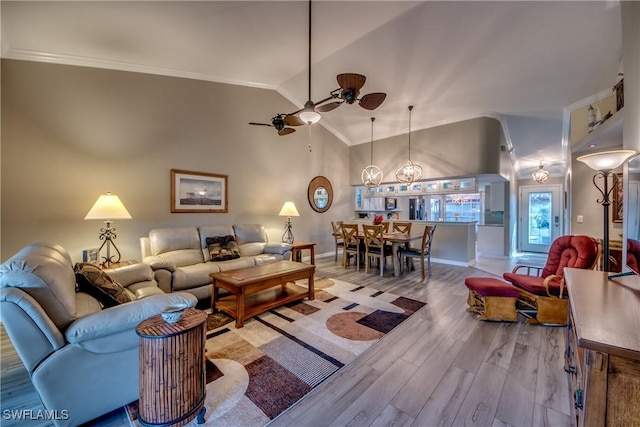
504, 235, 599, 325
627, 238, 640, 274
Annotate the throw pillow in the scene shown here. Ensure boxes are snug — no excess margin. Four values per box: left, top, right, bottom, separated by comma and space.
74, 262, 133, 308
206, 235, 240, 262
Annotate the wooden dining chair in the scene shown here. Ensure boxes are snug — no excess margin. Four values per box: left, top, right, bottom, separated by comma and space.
362, 224, 392, 276
380, 221, 390, 233
400, 225, 436, 279
390, 221, 413, 253
341, 223, 362, 270
331, 221, 344, 262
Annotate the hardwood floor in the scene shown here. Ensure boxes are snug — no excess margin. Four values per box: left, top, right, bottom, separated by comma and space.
0, 255, 569, 427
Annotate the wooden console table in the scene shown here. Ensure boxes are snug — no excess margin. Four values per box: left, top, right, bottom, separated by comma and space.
136, 308, 208, 426
210, 260, 315, 328
564, 268, 640, 426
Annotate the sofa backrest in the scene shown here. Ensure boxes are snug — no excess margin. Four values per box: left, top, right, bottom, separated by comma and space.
233, 224, 268, 256
148, 227, 204, 267
0, 242, 77, 329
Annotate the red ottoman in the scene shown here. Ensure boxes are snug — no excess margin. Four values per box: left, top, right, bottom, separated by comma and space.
465, 277, 520, 322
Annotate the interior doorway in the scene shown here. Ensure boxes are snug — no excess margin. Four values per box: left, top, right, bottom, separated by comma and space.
519, 184, 563, 253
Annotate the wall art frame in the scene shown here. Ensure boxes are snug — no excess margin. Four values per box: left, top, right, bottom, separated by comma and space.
613, 173, 623, 223
171, 169, 228, 213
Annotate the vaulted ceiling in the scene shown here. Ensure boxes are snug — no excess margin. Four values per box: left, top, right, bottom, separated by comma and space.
1, 1, 623, 179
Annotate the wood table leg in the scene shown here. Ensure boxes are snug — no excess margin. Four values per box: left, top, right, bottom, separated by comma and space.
211, 280, 219, 312
308, 273, 315, 300
392, 243, 401, 276
236, 288, 245, 328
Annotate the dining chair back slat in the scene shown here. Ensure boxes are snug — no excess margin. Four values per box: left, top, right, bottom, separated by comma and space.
341, 223, 361, 270
363, 224, 391, 276
331, 221, 344, 262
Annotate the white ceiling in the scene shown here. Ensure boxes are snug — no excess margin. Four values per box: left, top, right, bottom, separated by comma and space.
1, 1, 623, 179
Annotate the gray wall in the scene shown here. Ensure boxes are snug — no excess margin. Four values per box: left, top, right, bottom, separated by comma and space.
349, 116, 504, 185
1, 59, 352, 262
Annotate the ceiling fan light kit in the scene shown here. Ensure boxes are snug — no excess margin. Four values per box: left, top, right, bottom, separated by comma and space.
396, 106, 423, 185
362, 117, 383, 188
532, 161, 550, 183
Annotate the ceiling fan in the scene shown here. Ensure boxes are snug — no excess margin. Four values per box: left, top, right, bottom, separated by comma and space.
249, 0, 386, 133
248, 113, 304, 136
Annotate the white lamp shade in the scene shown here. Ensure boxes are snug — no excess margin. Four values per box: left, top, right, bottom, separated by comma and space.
279, 201, 300, 217
299, 110, 321, 124
577, 150, 636, 172
84, 192, 132, 220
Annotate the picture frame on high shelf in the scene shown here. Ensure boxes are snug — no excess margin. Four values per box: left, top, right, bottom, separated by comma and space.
171, 169, 228, 213
613, 173, 623, 223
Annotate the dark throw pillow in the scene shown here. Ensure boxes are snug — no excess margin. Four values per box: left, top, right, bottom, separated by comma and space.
74, 262, 133, 308
206, 235, 241, 262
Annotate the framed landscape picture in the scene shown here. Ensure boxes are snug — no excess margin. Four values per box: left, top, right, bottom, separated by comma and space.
171, 169, 228, 213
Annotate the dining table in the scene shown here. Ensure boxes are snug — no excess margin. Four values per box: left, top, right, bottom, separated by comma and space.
356, 232, 421, 276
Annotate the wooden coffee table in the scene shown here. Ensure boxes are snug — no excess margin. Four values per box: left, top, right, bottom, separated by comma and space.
210, 260, 315, 328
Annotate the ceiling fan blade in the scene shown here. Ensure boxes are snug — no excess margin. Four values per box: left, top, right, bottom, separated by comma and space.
278, 127, 296, 136
337, 73, 366, 91
249, 122, 273, 127
316, 102, 342, 113
359, 92, 387, 110
284, 114, 305, 126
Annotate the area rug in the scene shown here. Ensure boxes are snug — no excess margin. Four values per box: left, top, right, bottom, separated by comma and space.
126, 277, 425, 427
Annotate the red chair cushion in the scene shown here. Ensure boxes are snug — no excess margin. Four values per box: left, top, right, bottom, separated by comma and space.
503, 272, 565, 296
628, 239, 640, 274
541, 235, 598, 278
464, 277, 520, 297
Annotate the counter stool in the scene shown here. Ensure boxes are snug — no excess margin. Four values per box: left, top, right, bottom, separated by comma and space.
465, 277, 519, 322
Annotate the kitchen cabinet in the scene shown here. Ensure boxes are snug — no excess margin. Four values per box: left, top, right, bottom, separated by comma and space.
489, 182, 505, 211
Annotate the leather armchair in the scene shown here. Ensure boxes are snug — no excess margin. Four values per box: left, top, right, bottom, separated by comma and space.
0, 243, 198, 426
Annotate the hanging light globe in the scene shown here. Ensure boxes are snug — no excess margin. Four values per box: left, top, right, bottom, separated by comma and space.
396, 106, 423, 185
361, 117, 383, 187
532, 162, 550, 183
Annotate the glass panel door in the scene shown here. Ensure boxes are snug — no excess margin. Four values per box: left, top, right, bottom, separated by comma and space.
519, 184, 562, 253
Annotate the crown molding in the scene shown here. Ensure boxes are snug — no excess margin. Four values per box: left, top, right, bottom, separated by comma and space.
2, 48, 277, 90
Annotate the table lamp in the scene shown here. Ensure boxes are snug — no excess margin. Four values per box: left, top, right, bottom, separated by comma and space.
279, 201, 300, 244
577, 149, 636, 272
85, 192, 132, 266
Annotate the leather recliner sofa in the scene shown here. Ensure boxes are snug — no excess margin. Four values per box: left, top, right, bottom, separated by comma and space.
0, 242, 197, 427
140, 224, 292, 300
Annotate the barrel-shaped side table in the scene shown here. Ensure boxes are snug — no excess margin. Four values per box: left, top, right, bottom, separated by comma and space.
136, 308, 208, 426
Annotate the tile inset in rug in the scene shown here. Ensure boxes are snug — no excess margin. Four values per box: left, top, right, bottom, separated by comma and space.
286, 301, 321, 315
326, 312, 384, 341
357, 310, 408, 334
392, 296, 427, 314
245, 355, 311, 419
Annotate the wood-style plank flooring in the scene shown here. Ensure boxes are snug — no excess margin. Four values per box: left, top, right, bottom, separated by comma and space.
1, 253, 569, 427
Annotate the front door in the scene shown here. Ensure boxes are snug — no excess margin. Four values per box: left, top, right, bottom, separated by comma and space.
519, 184, 562, 253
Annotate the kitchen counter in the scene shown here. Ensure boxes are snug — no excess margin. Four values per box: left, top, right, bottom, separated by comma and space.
477, 225, 506, 257
352, 219, 476, 266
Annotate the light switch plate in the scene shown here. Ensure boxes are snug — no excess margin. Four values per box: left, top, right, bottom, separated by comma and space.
577, 215, 584, 223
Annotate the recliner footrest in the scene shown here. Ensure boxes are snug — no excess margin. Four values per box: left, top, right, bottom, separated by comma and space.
464, 277, 519, 322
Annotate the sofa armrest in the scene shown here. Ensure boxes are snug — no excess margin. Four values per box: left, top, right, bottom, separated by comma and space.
143, 255, 176, 272
65, 292, 197, 344
104, 263, 155, 287
264, 242, 292, 256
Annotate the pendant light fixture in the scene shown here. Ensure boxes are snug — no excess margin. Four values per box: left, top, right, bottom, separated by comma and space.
532, 161, 550, 183
361, 117, 383, 187
396, 105, 423, 185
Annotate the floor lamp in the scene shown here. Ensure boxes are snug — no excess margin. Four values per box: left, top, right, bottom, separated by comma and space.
85, 192, 132, 267
577, 150, 636, 272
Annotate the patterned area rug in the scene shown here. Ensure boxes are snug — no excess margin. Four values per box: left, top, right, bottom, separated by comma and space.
127, 277, 425, 426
